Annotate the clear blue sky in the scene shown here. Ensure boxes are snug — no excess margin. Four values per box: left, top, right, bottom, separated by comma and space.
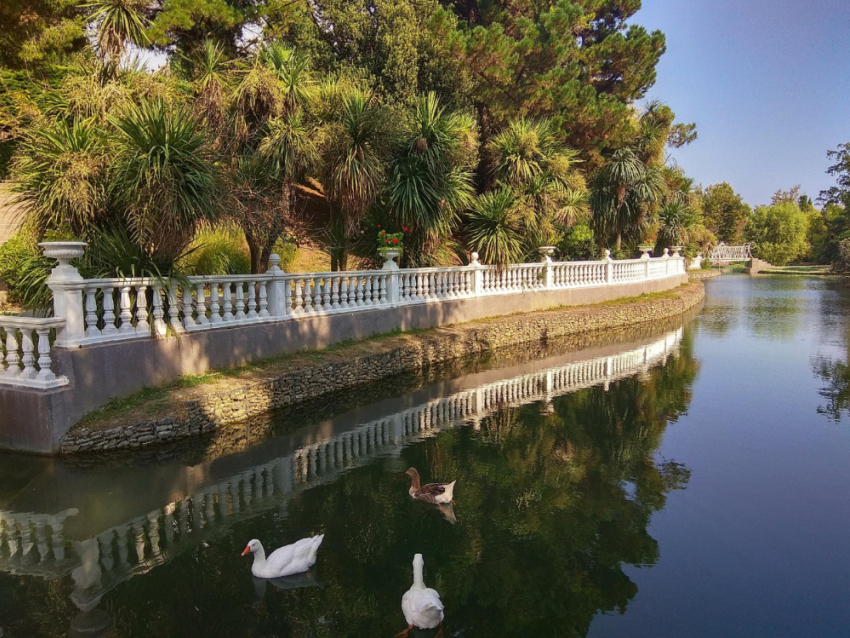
637, 0, 850, 207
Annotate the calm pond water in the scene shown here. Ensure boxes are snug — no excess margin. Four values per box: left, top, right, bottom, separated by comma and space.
2, 275, 850, 637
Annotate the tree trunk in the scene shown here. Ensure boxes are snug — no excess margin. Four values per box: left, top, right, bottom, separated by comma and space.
246, 232, 263, 274
475, 102, 497, 194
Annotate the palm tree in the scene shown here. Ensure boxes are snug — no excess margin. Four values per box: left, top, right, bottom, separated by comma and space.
11, 119, 110, 236
189, 39, 231, 135
590, 147, 665, 252
466, 187, 525, 265
85, 0, 151, 69
656, 201, 694, 251
319, 85, 389, 270
488, 117, 588, 256
225, 43, 318, 272
110, 98, 220, 259
386, 92, 476, 265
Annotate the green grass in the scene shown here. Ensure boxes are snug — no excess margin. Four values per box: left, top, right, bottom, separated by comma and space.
76, 325, 434, 426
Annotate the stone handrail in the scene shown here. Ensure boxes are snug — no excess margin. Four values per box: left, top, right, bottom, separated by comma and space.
0, 316, 68, 388
0, 245, 686, 389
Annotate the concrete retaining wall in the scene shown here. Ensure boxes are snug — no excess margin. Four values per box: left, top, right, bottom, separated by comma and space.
1, 273, 690, 455
58, 278, 701, 456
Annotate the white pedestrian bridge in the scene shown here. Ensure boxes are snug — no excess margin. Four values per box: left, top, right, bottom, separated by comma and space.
0, 325, 683, 613
707, 244, 753, 263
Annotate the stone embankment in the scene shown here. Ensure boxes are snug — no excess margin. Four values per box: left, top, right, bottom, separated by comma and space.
688, 269, 721, 280
60, 281, 706, 455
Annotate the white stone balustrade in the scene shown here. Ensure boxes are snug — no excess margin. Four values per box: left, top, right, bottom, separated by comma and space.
0, 246, 685, 391
0, 316, 69, 389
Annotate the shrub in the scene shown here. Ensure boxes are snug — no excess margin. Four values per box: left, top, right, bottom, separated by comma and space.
557, 222, 597, 260
0, 232, 54, 312
833, 238, 850, 274
181, 226, 251, 275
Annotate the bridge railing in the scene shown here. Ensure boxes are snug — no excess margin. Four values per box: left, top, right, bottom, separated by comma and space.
708, 244, 753, 262
0, 245, 686, 390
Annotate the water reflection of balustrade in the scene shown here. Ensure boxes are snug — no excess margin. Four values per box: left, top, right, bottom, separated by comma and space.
0, 327, 683, 606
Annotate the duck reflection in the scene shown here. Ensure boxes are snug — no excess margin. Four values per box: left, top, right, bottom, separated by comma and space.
436, 503, 457, 525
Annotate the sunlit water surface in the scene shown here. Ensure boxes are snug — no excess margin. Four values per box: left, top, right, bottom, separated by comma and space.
2, 275, 850, 637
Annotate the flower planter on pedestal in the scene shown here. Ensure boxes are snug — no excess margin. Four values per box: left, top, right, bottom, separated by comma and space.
670, 246, 684, 257
638, 245, 653, 260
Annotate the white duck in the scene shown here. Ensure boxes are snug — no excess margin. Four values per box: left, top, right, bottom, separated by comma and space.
241, 535, 324, 579
398, 553, 444, 636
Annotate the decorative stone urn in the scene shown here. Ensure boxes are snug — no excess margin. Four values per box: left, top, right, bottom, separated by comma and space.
39, 241, 87, 282
380, 247, 402, 270
638, 245, 653, 260
539, 245, 556, 263
670, 246, 684, 257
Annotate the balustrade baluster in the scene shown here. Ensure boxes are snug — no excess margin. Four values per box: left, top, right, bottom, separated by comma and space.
102, 288, 118, 334
302, 279, 313, 312
118, 286, 134, 334
165, 280, 183, 334
312, 278, 323, 311
372, 275, 380, 305
247, 282, 259, 318
85, 285, 100, 337
222, 283, 234, 321
257, 281, 269, 318
331, 278, 340, 309
235, 284, 246, 320
293, 280, 304, 314
153, 287, 168, 335
339, 278, 350, 308
196, 283, 209, 325
209, 284, 222, 323
380, 275, 388, 304
4, 329, 19, 377
183, 284, 196, 328
19, 331, 37, 379
355, 277, 364, 306
322, 278, 332, 310
134, 285, 150, 334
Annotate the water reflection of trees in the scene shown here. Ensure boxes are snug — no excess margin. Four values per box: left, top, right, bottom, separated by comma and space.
2, 332, 699, 638
813, 356, 850, 422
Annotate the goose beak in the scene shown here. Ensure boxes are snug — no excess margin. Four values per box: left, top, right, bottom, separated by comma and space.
241, 546, 252, 556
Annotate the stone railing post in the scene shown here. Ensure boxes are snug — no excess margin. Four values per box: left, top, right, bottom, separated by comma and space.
381, 248, 401, 305
662, 248, 670, 275
469, 252, 484, 297
42, 242, 88, 347
265, 254, 290, 319
541, 246, 555, 289
645, 255, 651, 280
605, 250, 613, 284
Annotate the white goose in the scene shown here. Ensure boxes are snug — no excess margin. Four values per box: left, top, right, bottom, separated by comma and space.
398, 553, 444, 636
241, 535, 324, 579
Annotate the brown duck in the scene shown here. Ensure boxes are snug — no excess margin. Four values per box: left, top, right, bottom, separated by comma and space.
405, 467, 456, 504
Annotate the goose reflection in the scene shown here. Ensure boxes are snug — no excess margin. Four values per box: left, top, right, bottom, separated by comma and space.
252, 570, 324, 605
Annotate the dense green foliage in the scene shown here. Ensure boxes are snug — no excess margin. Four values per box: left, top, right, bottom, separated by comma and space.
745, 202, 808, 266
1, 0, 710, 308
701, 182, 750, 244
